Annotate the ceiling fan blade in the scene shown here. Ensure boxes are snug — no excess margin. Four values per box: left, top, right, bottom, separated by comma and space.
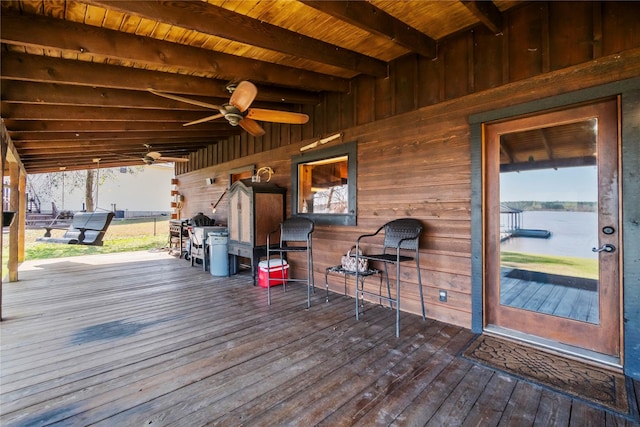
148, 89, 224, 110
246, 108, 309, 124
158, 156, 189, 163
239, 118, 265, 137
229, 81, 258, 112
183, 113, 225, 126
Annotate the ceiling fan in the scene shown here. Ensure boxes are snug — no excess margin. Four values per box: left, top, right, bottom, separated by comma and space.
140, 144, 189, 165
149, 81, 309, 137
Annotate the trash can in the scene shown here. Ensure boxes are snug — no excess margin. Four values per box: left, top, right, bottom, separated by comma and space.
209, 231, 229, 277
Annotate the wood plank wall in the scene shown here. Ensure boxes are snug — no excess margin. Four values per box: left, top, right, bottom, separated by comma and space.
173, 2, 640, 328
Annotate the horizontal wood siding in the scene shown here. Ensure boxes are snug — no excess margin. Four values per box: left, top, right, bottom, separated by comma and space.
174, 2, 640, 328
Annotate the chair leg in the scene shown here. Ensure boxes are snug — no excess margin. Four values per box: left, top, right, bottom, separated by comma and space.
415, 251, 426, 320
267, 252, 271, 305
383, 262, 393, 309
355, 270, 361, 320
203, 246, 207, 272
306, 249, 310, 308
395, 263, 401, 337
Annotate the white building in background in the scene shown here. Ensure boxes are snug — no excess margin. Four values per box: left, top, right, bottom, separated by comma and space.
30, 164, 174, 218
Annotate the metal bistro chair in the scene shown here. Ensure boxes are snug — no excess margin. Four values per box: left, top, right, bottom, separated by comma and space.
355, 218, 426, 337
266, 217, 315, 307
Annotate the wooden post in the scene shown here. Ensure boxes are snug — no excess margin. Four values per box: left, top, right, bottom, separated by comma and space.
8, 162, 19, 282
19, 170, 26, 262
1, 122, 6, 320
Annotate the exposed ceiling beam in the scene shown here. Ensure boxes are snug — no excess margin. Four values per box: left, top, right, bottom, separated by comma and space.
0, 81, 295, 112
499, 141, 514, 163
1, 52, 320, 105
0, 104, 259, 124
19, 143, 209, 158
539, 128, 556, 162
3, 120, 233, 133
1, 81, 216, 111
19, 141, 211, 156
17, 144, 210, 157
11, 130, 235, 144
500, 156, 596, 173
23, 159, 187, 174
1, 119, 27, 175
301, 1, 436, 58
461, 1, 503, 34
86, 0, 387, 78
0, 11, 349, 93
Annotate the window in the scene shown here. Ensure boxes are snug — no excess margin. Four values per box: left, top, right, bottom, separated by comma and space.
291, 141, 357, 225
229, 164, 254, 186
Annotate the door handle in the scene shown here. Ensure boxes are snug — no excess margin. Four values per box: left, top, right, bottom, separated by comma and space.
592, 244, 616, 253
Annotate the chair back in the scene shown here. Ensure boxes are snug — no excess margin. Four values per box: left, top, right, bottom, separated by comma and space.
280, 217, 314, 243
383, 218, 422, 251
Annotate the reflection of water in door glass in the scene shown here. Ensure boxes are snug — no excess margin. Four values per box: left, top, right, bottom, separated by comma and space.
498, 120, 599, 324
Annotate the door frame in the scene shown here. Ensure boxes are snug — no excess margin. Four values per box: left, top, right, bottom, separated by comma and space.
468, 78, 640, 374
483, 99, 620, 357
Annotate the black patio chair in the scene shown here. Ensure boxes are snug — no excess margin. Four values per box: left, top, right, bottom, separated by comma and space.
355, 218, 426, 337
266, 217, 315, 307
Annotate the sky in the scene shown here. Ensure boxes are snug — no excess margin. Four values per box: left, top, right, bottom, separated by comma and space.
500, 166, 598, 202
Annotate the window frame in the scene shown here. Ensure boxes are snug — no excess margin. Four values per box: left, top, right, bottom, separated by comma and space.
290, 141, 357, 226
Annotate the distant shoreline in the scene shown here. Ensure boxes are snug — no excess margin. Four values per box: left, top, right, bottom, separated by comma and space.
501, 200, 596, 212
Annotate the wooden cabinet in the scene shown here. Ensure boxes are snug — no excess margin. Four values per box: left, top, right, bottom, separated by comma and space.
227, 179, 286, 283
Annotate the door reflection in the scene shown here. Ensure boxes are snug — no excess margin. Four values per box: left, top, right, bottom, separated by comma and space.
498, 119, 599, 324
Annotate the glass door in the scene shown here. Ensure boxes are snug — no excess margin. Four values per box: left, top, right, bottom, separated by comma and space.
485, 99, 620, 357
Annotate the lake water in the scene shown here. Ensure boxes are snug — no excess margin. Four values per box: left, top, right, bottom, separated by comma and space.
501, 210, 598, 259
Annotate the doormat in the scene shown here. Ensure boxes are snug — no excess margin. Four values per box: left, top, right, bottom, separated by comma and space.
462, 335, 630, 414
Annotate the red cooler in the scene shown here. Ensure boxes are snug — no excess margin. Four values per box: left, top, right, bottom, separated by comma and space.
258, 259, 289, 288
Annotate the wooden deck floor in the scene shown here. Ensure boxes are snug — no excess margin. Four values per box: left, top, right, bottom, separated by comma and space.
1, 251, 639, 426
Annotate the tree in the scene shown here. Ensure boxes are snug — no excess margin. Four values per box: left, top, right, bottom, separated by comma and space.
27, 166, 141, 213
85, 169, 95, 212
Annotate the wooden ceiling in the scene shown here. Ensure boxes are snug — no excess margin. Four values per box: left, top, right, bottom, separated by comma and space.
1, 0, 520, 174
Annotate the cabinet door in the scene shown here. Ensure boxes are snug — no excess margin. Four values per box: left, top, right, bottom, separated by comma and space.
255, 193, 284, 246
229, 191, 240, 242
239, 191, 251, 244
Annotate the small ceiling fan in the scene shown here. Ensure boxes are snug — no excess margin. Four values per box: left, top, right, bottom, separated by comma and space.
140, 144, 189, 165
149, 81, 309, 137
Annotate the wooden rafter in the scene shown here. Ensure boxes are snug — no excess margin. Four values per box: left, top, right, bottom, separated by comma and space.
539, 128, 556, 161
1, 104, 238, 123
301, 0, 436, 58
85, 0, 388, 77
10, 130, 231, 143
0, 52, 320, 104
2, 120, 232, 133
499, 141, 514, 164
0, 81, 298, 114
461, 1, 503, 34
0, 11, 349, 93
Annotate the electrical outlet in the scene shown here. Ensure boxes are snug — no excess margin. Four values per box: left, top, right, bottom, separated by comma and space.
439, 290, 447, 302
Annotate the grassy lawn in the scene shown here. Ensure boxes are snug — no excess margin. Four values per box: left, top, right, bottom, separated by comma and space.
2, 217, 171, 278
501, 250, 598, 279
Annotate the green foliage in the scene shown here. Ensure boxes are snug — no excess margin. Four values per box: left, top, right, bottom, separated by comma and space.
24, 235, 167, 260
2, 217, 170, 279
501, 250, 598, 279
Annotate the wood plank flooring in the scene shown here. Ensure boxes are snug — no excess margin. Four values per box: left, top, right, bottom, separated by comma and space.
1, 251, 638, 426
500, 269, 599, 323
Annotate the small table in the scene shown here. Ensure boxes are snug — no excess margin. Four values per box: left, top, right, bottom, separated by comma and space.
324, 265, 384, 304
